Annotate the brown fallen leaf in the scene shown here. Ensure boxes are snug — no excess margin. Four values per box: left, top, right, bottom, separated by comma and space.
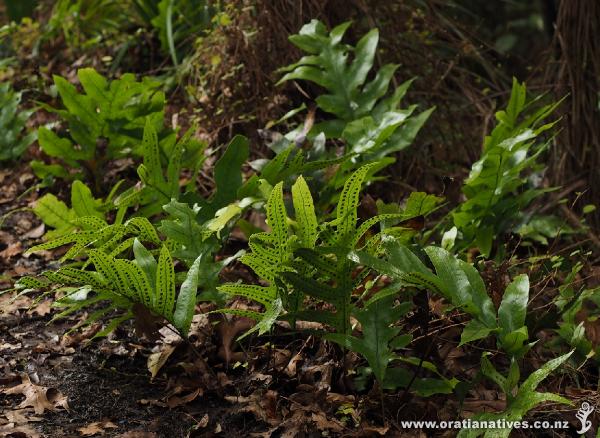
300, 360, 335, 391
46, 387, 70, 411
132, 303, 165, 341
61, 323, 102, 347
325, 392, 355, 405
166, 388, 203, 408
27, 300, 52, 317
115, 432, 157, 438
2, 374, 69, 414
22, 224, 45, 239
215, 315, 254, 364
270, 349, 291, 371
249, 373, 273, 384
19, 172, 34, 185
284, 353, 302, 377
225, 390, 280, 425
0, 183, 17, 204
4, 409, 43, 424
0, 293, 32, 315
0, 232, 23, 262
0, 342, 22, 351
78, 420, 118, 436
0, 241, 22, 260
357, 424, 390, 436
311, 412, 345, 433
147, 344, 176, 379
0, 423, 41, 438
196, 413, 209, 428
138, 399, 166, 407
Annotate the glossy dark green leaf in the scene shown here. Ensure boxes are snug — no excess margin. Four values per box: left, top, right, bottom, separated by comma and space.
173, 254, 203, 335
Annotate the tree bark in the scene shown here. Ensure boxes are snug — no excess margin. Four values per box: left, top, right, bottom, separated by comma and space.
550, 0, 600, 225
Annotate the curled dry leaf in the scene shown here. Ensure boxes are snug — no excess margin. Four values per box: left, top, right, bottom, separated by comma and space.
196, 413, 209, 428
78, 420, 118, 436
26, 300, 52, 317
114, 432, 158, 438
4, 408, 43, 424
0, 241, 22, 261
1, 374, 69, 415
22, 223, 45, 239
0, 423, 41, 438
215, 315, 254, 364
225, 390, 280, 425
0, 293, 32, 315
147, 344, 176, 379
46, 387, 70, 411
269, 349, 291, 371
166, 388, 203, 408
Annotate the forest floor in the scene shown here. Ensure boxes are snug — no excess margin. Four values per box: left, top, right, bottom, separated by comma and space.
1, 162, 598, 438
2, 4, 600, 437
0, 164, 396, 437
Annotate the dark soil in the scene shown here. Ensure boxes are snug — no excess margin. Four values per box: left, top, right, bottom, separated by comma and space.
1, 311, 272, 438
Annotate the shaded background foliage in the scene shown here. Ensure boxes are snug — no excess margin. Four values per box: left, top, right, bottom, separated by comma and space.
164, 0, 599, 223
0, 1, 598, 436
1, 0, 597, 221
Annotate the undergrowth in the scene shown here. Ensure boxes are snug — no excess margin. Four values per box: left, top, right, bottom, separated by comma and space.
1, 16, 597, 436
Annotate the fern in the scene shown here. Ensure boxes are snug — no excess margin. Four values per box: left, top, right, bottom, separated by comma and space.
278, 19, 432, 157
36, 68, 185, 190
27, 211, 159, 264
20, 239, 202, 337
457, 352, 573, 438
39, 68, 165, 160
355, 240, 534, 358
218, 164, 440, 337
216, 181, 292, 334
325, 294, 412, 384
271, 20, 432, 207
33, 179, 120, 239
451, 79, 560, 257
114, 120, 206, 218
0, 82, 36, 162
255, 141, 353, 187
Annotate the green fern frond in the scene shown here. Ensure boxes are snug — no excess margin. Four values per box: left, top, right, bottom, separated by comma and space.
266, 182, 289, 251
155, 245, 175, 318
292, 176, 318, 248
217, 283, 277, 306
125, 217, 161, 244
336, 162, 378, 241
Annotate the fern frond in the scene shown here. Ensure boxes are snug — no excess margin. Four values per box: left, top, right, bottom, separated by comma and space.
292, 176, 318, 248
155, 245, 175, 318
125, 217, 160, 244
218, 283, 277, 306
336, 162, 377, 241
266, 182, 289, 252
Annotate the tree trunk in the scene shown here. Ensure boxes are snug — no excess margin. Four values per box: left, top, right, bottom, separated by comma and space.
550, 0, 600, 225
